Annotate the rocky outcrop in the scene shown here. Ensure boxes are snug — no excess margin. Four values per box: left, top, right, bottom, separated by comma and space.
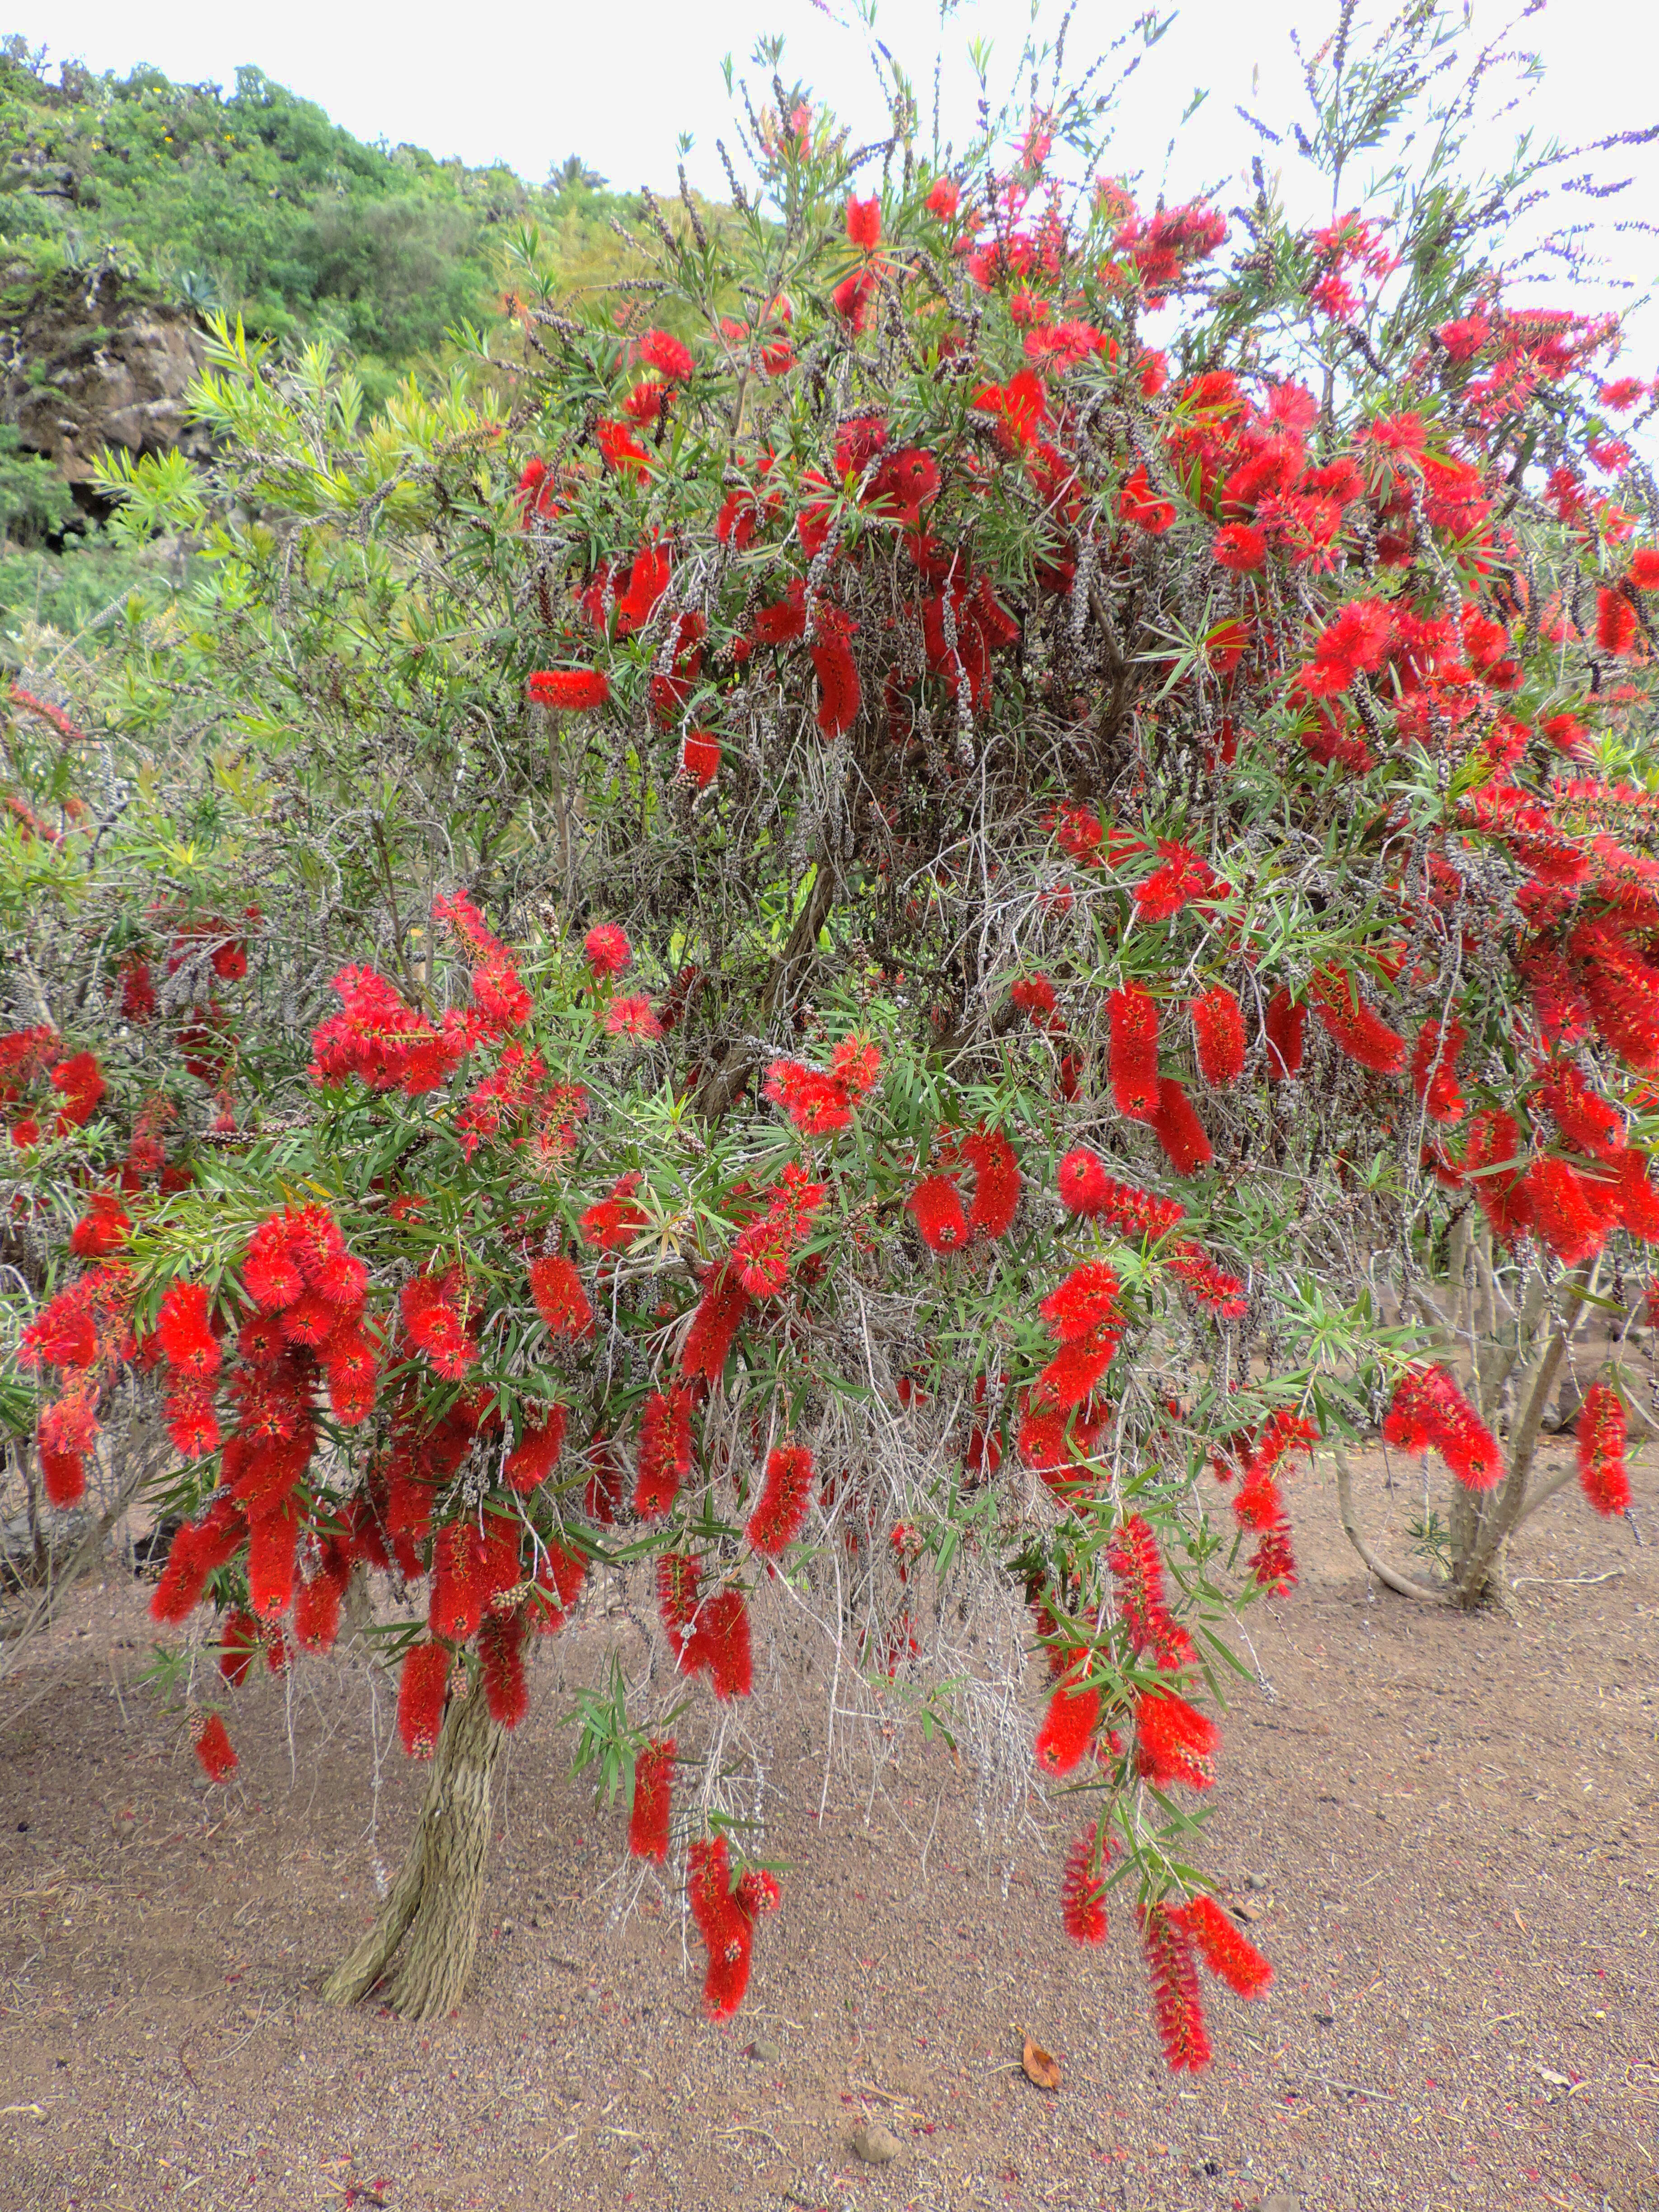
0, 265, 210, 493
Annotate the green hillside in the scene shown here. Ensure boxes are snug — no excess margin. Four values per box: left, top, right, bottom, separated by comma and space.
0, 35, 645, 382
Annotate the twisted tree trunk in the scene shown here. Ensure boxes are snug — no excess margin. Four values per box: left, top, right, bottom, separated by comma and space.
320, 1668, 503, 2021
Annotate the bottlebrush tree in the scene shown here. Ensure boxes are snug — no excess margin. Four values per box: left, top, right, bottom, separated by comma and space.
5, 4, 1657, 2058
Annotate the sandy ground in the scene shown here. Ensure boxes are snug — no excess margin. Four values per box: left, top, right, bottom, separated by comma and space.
0, 1443, 1654, 2212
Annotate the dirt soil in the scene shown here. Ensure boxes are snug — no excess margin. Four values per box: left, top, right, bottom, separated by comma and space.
0, 1444, 1654, 2212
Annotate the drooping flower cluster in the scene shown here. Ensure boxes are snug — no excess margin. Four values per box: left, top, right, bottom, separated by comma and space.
1382, 1365, 1503, 1490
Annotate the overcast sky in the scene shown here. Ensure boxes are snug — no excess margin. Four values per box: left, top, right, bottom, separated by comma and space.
9, 0, 1657, 362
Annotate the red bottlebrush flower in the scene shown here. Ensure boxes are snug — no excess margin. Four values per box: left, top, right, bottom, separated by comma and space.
479, 1611, 530, 1729
747, 1443, 815, 1555
1057, 1146, 1111, 1217
681, 1261, 752, 1384
120, 958, 157, 1021
243, 1215, 304, 1311
1263, 988, 1306, 1080
584, 923, 631, 979
1035, 1655, 1101, 1776
39, 1439, 86, 1509
1166, 1242, 1247, 1317
1630, 547, 1659, 590
963, 1125, 1021, 1238
429, 1517, 511, 1642
1134, 1689, 1218, 1791
1382, 1364, 1503, 1490
1597, 588, 1638, 657
656, 1551, 701, 1664
1011, 972, 1060, 1029
681, 729, 721, 787
325, 1329, 380, 1427
1182, 1893, 1272, 1997
1191, 988, 1246, 1089
1108, 984, 1160, 1120
531, 1539, 588, 1631
1213, 523, 1267, 572
217, 1607, 260, 1686
1310, 967, 1406, 1076
1119, 465, 1176, 533
156, 1280, 220, 1378
1411, 1017, 1467, 1125
909, 1173, 969, 1253
1053, 803, 1105, 867
580, 1169, 649, 1253
845, 193, 881, 250
1614, 1149, 1659, 1241
528, 667, 610, 712
628, 1737, 675, 1862
635, 1385, 694, 1519
926, 176, 960, 219
1035, 1333, 1117, 1412
504, 1402, 567, 1493
605, 993, 663, 1042
70, 1190, 132, 1258
400, 1274, 478, 1380
1140, 1902, 1211, 2072
831, 268, 877, 332
1232, 1476, 1283, 1530
637, 327, 694, 381
191, 1712, 237, 1784
529, 1254, 594, 1340
165, 1376, 221, 1459
1040, 1259, 1123, 1344
1150, 1078, 1213, 1174
1577, 1382, 1630, 1517
278, 1289, 338, 1350
810, 633, 861, 737
50, 1051, 105, 1130
1537, 1062, 1622, 1160
688, 1833, 755, 2018
1465, 1109, 1532, 1244
696, 1587, 754, 1700
293, 1552, 347, 1654
247, 1498, 301, 1618
1135, 840, 1219, 923
1060, 1831, 1110, 1944
398, 1640, 451, 1757
1526, 1155, 1608, 1266
1249, 1523, 1298, 1593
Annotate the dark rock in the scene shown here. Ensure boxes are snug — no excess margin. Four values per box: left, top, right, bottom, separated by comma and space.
0, 265, 210, 494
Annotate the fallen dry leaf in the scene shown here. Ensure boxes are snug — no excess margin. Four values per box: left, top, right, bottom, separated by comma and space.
1022, 2030, 1061, 2092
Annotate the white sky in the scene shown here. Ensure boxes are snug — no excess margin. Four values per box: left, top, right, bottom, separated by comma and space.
9, 0, 1658, 364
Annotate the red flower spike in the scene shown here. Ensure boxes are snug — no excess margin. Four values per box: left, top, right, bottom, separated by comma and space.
1263, 989, 1307, 1081
1107, 984, 1160, 1120
1577, 1382, 1630, 1517
680, 1261, 751, 1384
529, 1254, 594, 1340
1150, 1079, 1213, 1174
1310, 967, 1406, 1077
1382, 1365, 1504, 1490
528, 668, 610, 712
963, 1125, 1022, 1239
191, 1712, 237, 1784
479, 1612, 530, 1729
398, 1640, 451, 1758
1525, 1155, 1608, 1267
747, 1443, 815, 1556
1181, 1893, 1272, 1997
656, 1552, 701, 1664
155, 1280, 221, 1378
504, 1402, 567, 1493
1140, 1902, 1211, 2073
628, 1738, 675, 1862
697, 1587, 754, 1701
1134, 1688, 1219, 1791
1411, 1018, 1467, 1125
1060, 1832, 1111, 1944
634, 1385, 694, 1519
1191, 987, 1246, 1088
218, 1608, 260, 1686
909, 1173, 969, 1253
1035, 1655, 1101, 1776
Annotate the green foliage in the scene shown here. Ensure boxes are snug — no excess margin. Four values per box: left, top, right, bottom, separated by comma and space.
0, 41, 658, 391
